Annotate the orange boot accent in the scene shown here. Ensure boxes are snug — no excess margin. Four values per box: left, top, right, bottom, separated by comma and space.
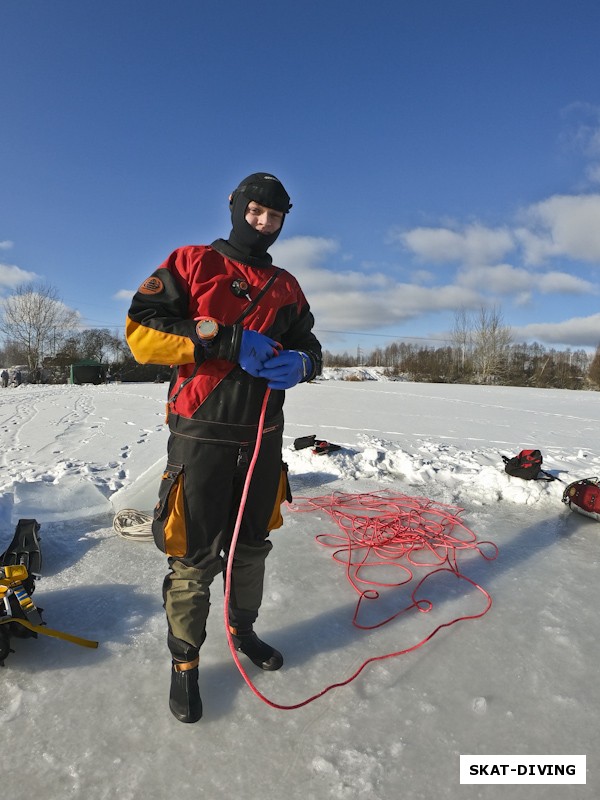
172, 655, 200, 672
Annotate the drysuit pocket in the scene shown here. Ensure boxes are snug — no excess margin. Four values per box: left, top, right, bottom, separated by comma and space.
267, 462, 292, 531
153, 462, 188, 558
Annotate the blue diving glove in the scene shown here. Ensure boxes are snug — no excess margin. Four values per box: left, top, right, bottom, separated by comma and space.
239, 329, 280, 377
257, 350, 309, 390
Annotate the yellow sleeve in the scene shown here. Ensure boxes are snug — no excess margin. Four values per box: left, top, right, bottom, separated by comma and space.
125, 266, 198, 366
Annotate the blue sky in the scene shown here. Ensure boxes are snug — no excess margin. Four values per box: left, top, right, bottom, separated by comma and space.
2, 0, 600, 355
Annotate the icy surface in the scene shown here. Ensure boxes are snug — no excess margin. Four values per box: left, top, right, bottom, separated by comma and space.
0, 378, 598, 799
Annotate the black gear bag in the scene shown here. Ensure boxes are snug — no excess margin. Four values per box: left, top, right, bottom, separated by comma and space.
502, 449, 556, 481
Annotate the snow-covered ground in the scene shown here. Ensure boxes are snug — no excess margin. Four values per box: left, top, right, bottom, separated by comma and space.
0, 376, 598, 799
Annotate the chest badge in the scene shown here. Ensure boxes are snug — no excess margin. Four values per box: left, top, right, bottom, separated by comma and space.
230, 278, 252, 301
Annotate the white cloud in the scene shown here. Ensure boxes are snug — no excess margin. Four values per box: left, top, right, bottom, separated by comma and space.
537, 271, 595, 294
514, 312, 600, 348
561, 102, 600, 158
270, 235, 339, 271
514, 291, 533, 307
270, 236, 341, 295
397, 223, 514, 266
0, 241, 14, 250
411, 269, 435, 284
263, 234, 599, 346
272, 235, 482, 332
457, 264, 595, 296
0, 262, 39, 290
585, 163, 600, 185
457, 264, 532, 294
114, 289, 135, 301
517, 194, 600, 264
309, 279, 481, 331
395, 194, 600, 274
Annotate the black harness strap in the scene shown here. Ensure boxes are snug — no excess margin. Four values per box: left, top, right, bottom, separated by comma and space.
233, 268, 282, 325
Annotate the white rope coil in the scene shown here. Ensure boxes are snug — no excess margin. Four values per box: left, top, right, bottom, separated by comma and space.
112, 509, 154, 541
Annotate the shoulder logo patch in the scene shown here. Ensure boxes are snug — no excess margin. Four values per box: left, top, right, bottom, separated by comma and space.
139, 276, 164, 295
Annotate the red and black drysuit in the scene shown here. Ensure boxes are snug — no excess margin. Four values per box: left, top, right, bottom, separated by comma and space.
126, 244, 321, 660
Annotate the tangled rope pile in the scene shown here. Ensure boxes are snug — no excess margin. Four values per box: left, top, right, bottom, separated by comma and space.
113, 509, 154, 541
290, 491, 498, 633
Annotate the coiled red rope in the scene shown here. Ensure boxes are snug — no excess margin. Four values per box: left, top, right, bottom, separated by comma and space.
225, 390, 498, 710
292, 491, 498, 631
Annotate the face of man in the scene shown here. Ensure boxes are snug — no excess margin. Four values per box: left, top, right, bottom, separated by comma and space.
243, 201, 285, 235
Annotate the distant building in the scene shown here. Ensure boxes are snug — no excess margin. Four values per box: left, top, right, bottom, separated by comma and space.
69, 360, 106, 385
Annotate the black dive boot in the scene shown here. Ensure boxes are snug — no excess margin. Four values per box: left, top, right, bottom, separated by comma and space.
230, 627, 283, 671
169, 657, 202, 723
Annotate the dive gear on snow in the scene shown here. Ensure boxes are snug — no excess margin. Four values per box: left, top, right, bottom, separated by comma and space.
562, 477, 600, 521
1, 519, 98, 664
0, 518, 42, 584
312, 440, 342, 456
1, 565, 43, 626
1, 557, 43, 665
293, 434, 316, 450
502, 449, 556, 481
1, 521, 44, 663
293, 435, 341, 455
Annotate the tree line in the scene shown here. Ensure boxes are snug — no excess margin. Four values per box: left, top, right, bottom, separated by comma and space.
1, 283, 599, 389
324, 307, 600, 390
0, 282, 164, 382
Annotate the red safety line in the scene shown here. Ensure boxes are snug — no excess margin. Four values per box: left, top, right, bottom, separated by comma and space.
224, 393, 498, 710
297, 491, 498, 631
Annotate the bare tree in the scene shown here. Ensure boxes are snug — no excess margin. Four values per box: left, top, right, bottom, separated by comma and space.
0, 282, 80, 370
471, 305, 513, 383
55, 328, 121, 364
450, 307, 473, 375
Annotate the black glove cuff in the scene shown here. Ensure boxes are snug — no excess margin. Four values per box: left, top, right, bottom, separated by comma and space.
195, 323, 243, 363
302, 349, 322, 382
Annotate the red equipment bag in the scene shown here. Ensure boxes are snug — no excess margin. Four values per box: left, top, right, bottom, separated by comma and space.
562, 477, 600, 521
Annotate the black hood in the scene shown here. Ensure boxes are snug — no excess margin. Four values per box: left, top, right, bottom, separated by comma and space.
212, 173, 292, 268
